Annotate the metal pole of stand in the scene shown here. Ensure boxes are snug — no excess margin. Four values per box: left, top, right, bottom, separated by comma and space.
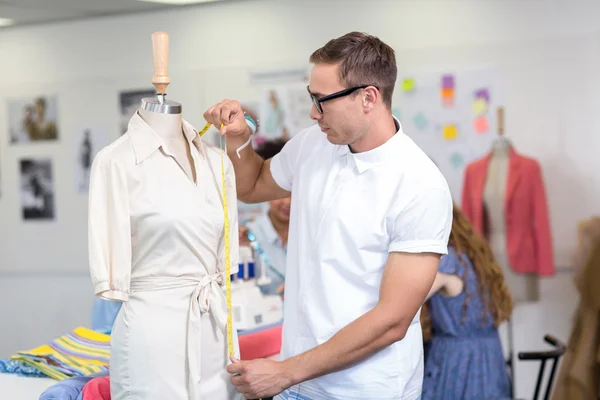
507, 317, 515, 398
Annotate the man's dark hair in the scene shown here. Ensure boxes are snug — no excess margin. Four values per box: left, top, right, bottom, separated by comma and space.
255, 138, 287, 160
309, 31, 397, 108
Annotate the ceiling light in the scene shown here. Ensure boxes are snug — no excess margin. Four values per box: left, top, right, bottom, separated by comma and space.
137, 0, 224, 4
0, 18, 14, 27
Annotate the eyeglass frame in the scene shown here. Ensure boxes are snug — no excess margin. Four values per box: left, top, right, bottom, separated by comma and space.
306, 84, 378, 114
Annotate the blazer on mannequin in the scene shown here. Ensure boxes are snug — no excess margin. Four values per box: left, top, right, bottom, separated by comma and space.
461, 147, 555, 276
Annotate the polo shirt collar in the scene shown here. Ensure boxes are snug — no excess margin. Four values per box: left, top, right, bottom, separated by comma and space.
127, 110, 204, 165
337, 116, 404, 174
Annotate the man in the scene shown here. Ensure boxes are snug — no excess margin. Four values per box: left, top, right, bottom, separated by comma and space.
240, 138, 290, 297
204, 31, 453, 400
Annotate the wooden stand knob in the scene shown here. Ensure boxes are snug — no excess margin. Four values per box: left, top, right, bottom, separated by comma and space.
497, 107, 504, 136
152, 32, 171, 95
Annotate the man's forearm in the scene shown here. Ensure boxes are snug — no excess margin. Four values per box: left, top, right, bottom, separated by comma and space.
225, 127, 264, 202
282, 306, 409, 385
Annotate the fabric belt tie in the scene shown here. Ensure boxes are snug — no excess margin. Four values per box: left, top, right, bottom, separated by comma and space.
129, 272, 229, 400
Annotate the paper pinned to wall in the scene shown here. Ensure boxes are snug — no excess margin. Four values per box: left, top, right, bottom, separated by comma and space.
259, 84, 313, 140
442, 124, 458, 140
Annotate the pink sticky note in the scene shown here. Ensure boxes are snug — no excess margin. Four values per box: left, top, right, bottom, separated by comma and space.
473, 116, 489, 134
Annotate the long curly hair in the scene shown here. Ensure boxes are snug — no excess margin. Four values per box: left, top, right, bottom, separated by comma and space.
421, 204, 513, 341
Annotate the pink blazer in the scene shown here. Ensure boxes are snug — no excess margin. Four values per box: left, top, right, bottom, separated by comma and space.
461, 148, 555, 276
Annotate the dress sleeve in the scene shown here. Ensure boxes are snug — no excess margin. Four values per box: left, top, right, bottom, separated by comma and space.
220, 155, 240, 276
88, 151, 131, 302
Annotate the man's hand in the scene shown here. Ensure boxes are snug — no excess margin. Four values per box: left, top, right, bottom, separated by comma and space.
227, 357, 293, 399
203, 99, 250, 140
239, 225, 250, 247
276, 283, 285, 300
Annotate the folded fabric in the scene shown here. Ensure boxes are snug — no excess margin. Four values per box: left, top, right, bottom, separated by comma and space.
11, 327, 110, 380
82, 376, 111, 400
0, 358, 46, 377
39, 371, 108, 400
238, 323, 282, 360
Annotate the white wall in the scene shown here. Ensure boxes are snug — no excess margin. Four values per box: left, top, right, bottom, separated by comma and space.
1, 0, 599, 393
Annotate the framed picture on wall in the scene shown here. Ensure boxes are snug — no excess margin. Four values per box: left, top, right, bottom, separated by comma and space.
7, 95, 59, 144
119, 89, 154, 134
73, 127, 110, 193
19, 158, 55, 221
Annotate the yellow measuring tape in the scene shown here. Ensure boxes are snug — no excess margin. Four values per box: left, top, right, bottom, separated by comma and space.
197, 122, 234, 359
198, 122, 261, 400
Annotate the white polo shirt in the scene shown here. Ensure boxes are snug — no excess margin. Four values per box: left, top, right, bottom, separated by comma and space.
270, 118, 452, 400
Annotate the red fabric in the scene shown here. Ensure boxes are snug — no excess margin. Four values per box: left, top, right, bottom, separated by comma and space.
239, 325, 283, 360
461, 148, 555, 276
82, 376, 111, 400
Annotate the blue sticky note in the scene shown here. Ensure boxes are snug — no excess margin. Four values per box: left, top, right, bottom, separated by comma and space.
412, 112, 428, 130
450, 152, 464, 169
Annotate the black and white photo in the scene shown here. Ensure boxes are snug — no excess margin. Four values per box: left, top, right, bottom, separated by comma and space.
119, 89, 154, 134
19, 158, 55, 220
74, 127, 110, 193
8, 96, 59, 144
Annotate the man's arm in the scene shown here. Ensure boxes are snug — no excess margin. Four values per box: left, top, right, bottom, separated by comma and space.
282, 251, 439, 384
204, 99, 290, 203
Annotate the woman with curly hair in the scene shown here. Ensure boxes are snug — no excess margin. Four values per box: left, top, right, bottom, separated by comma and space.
420, 204, 513, 400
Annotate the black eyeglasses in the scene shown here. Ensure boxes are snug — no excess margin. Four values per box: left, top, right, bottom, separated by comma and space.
307, 85, 376, 114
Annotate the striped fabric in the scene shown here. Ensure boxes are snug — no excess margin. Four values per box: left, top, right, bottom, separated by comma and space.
11, 326, 110, 380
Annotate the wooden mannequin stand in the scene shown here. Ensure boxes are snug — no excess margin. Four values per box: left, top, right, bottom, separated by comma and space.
141, 31, 181, 114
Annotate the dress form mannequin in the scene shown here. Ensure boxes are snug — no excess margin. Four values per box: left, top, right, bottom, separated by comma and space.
483, 108, 539, 303
88, 32, 242, 400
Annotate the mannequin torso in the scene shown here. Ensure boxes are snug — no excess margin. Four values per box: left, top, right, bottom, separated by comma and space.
139, 108, 196, 184
483, 138, 539, 303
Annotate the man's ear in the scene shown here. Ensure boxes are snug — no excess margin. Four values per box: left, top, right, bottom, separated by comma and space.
362, 86, 379, 110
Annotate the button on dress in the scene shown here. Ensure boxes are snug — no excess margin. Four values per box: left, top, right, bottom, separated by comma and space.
88, 111, 242, 400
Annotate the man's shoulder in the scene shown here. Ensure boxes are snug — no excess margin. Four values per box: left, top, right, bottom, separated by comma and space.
395, 137, 449, 192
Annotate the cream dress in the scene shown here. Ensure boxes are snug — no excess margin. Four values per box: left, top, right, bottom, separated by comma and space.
88, 112, 242, 400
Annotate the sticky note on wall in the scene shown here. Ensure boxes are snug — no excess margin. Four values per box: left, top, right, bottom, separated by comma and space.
450, 152, 464, 169
473, 116, 489, 134
442, 74, 455, 89
402, 78, 415, 92
412, 112, 428, 130
474, 88, 490, 103
472, 98, 488, 116
442, 124, 458, 140
441, 88, 455, 107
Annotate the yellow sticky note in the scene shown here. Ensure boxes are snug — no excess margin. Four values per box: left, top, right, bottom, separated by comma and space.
473, 98, 488, 116
443, 124, 458, 141
402, 78, 415, 92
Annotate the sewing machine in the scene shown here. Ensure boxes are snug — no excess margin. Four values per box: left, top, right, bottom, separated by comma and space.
230, 246, 283, 331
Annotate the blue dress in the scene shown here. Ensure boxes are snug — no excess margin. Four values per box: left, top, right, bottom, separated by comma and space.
422, 247, 511, 400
